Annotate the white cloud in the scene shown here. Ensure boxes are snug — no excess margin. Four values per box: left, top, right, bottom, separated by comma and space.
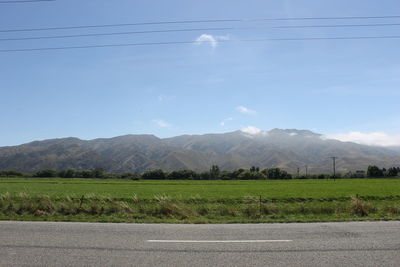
236, 105, 257, 115
153, 119, 171, 128
157, 94, 175, 102
326, 131, 400, 147
195, 34, 217, 48
220, 117, 233, 127
241, 126, 262, 135
194, 34, 230, 49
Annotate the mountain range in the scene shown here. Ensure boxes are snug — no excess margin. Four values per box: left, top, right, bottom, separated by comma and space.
1, 129, 399, 174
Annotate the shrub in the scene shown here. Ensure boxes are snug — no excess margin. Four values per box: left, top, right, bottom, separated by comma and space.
216, 206, 237, 217
261, 204, 278, 215
158, 202, 188, 218
384, 206, 400, 214
154, 194, 170, 202
37, 197, 55, 213
243, 205, 260, 218
88, 203, 103, 215
350, 197, 371, 216
0, 192, 11, 201
196, 206, 209, 216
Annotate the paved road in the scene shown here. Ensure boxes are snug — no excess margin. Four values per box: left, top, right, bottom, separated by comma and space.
0, 221, 399, 266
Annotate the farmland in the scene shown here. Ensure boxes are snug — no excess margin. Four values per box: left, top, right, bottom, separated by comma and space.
1, 178, 400, 199
1, 177, 400, 223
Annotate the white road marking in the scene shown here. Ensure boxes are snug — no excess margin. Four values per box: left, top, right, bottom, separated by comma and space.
147, 240, 292, 243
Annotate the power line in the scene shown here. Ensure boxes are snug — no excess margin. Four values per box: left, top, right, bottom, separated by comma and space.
0, 0, 55, 3
2, 23, 400, 42
1, 15, 400, 33
1, 35, 400, 53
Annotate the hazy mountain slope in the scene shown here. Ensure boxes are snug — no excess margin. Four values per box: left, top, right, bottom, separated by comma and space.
0, 138, 115, 172
0, 129, 399, 173
164, 129, 400, 173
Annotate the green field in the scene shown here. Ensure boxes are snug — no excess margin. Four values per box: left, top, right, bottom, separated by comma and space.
1, 177, 400, 223
1, 178, 400, 199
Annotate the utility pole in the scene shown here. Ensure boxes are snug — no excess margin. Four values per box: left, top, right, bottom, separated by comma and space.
330, 157, 337, 181
305, 165, 308, 178
297, 167, 300, 178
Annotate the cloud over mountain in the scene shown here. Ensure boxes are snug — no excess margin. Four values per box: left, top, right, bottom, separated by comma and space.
327, 131, 400, 147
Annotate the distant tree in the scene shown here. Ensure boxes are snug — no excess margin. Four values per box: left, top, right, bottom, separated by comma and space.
141, 169, 166, 180
230, 168, 245, 179
238, 170, 265, 180
167, 170, 198, 180
367, 165, 384, 178
249, 166, 260, 172
343, 170, 365, 179
387, 167, 399, 177
264, 168, 292, 180
58, 170, 66, 178
218, 170, 233, 180
355, 170, 366, 178
58, 169, 76, 178
78, 170, 95, 178
34, 169, 57, 178
209, 165, 220, 179
0, 170, 25, 177
297, 175, 308, 179
119, 172, 140, 180
330, 173, 342, 179
198, 171, 211, 180
64, 169, 76, 178
92, 168, 105, 178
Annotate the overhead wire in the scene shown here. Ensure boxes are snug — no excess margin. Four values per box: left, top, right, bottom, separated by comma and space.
1, 14, 400, 52
1, 15, 400, 33
1, 23, 400, 42
1, 35, 400, 53
0, 0, 55, 3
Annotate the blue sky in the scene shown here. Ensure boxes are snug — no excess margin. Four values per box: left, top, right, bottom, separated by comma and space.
1, 0, 400, 146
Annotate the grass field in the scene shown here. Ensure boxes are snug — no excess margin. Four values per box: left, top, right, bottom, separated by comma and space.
1, 177, 400, 223
1, 177, 400, 199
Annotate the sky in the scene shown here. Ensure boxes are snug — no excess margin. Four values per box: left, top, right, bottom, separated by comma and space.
1, 0, 400, 147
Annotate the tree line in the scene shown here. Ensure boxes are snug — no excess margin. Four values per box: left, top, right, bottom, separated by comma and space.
0, 165, 398, 180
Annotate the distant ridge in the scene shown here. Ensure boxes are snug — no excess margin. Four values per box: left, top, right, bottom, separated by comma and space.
1, 129, 399, 173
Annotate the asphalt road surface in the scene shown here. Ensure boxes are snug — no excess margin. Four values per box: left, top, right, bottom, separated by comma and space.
1, 221, 399, 266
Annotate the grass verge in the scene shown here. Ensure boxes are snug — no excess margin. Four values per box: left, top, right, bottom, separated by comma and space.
1, 192, 399, 223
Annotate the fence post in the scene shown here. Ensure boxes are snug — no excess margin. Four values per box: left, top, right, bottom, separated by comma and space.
79, 195, 84, 209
